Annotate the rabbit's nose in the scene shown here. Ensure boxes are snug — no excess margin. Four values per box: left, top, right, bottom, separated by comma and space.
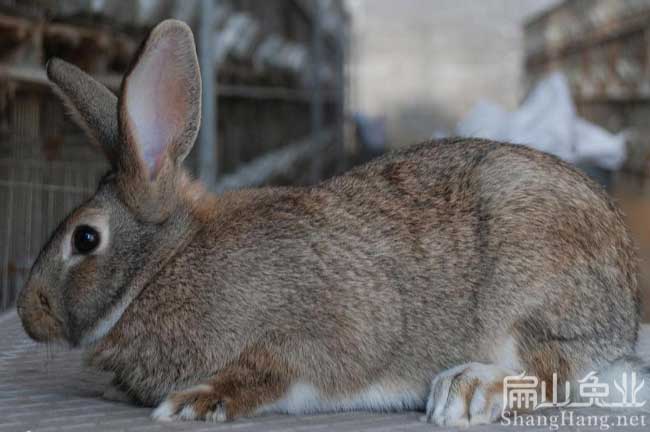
18, 278, 43, 313
16, 282, 31, 320
38, 292, 51, 311
17, 279, 64, 342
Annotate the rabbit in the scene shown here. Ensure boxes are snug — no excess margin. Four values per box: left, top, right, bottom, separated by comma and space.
16, 19, 645, 427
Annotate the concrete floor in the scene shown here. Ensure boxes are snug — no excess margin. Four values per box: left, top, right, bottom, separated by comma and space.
2, 311, 650, 432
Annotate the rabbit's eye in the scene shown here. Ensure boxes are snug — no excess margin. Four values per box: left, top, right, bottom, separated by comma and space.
72, 225, 101, 254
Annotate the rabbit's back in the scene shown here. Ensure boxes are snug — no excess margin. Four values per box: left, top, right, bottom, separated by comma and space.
327, 136, 638, 317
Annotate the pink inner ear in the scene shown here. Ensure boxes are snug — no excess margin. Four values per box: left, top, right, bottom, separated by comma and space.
125, 37, 189, 179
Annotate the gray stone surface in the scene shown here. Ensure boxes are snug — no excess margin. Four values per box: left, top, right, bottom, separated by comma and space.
2, 311, 650, 431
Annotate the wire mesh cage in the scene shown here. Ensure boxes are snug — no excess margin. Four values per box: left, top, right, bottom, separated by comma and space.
0, 89, 108, 310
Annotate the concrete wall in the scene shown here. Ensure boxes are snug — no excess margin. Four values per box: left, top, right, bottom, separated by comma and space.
347, 0, 561, 147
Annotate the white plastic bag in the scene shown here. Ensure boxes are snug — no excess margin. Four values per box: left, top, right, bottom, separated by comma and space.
455, 72, 625, 170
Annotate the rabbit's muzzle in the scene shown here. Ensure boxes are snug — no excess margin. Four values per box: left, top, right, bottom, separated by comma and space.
17, 278, 65, 342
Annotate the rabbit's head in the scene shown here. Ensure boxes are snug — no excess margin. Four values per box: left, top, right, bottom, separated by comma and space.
17, 20, 203, 347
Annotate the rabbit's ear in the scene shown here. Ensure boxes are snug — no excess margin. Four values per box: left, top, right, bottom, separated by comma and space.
118, 19, 201, 182
46, 58, 119, 162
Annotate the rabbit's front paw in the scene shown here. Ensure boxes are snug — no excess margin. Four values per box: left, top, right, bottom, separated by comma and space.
152, 384, 228, 422
152, 348, 291, 422
421, 362, 516, 427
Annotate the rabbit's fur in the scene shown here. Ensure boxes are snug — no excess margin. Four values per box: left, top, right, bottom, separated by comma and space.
17, 20, 642, 426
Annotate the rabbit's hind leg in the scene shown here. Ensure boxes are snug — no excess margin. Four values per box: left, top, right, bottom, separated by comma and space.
152, 348, 292, 422
422, 314, 639, 427
421, 362, 517, 427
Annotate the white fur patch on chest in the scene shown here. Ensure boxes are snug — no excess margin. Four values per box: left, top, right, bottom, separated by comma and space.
257, 381, 425, 415
80, 294, 131, 346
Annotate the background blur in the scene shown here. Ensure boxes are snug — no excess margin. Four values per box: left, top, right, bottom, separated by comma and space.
0, 0, 648, 320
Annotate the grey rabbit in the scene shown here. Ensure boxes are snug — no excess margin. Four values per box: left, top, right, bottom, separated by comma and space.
17, 19, 647, 426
